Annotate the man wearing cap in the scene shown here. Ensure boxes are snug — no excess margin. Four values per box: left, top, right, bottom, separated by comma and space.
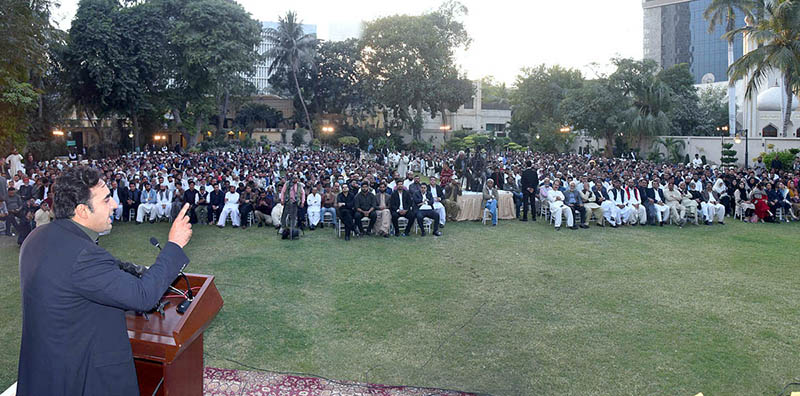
136, 182, 158, 223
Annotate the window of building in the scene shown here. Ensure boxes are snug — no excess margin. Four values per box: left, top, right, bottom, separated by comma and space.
762, 124, 778, 137
486, 123, 506, 132
463, 97, 474, 109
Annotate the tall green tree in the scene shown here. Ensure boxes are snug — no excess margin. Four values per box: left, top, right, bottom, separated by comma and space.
726, 0, 800, 137
561, 79, 630, 157
704, 0, 755, 137
265, 11, 317, 133
510, 65, 583, 152
698, 86, 730, 135
63, 0, 173, 151
480, 76, 511, 107
609, 58, 672, 149
169, 0, 262, 146
0, 0, 55, 151
63, 0, 130, 150
658, 63, 704, 135
361, 1, 473, 140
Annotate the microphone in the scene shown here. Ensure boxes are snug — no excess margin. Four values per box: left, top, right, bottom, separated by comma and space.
151, 236, 193, 313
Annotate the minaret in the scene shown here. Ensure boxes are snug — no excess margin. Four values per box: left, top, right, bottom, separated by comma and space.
741, 15, 759, 139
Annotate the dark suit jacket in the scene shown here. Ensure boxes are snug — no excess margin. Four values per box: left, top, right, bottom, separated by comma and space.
127, 188, 141, 205
209, 190, 225, 207
115, 186, 129, 205
17, 219, 189, 396
521, 168, 538, 191
389, 189, 414, 213
412, 190, 435, 209
431, 185, 445, 201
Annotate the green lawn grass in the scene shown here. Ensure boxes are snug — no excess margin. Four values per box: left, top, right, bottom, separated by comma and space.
2, 219, 800, 395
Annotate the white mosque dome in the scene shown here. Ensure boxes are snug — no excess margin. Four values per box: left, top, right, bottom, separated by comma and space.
757, 86, 800, 112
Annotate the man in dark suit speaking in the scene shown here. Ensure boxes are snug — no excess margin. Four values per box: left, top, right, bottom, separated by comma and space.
16, 166, 193, 395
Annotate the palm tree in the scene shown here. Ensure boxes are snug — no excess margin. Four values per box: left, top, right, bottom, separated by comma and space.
726, 0, 800, 136
264, 11, 316, 135
703, 0, 755, 138
625, 78, 672, 150
653, 137, 686, 164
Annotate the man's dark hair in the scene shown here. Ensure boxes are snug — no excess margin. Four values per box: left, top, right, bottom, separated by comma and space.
526, 160, 532, 168
53, 166, 101, 219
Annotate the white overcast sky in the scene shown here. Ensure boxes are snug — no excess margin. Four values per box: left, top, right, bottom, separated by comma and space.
51, 0, 644, 85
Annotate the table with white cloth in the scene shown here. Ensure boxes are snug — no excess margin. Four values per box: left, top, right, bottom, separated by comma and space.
455, 190, 516, 221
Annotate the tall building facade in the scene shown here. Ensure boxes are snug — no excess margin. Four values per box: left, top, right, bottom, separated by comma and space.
643, 0, 745, 84
250, 21, 317, 95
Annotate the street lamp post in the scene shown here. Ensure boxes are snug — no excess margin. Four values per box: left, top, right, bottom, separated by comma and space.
734, 130, 748, 169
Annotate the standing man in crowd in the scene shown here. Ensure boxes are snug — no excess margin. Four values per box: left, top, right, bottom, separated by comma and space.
17, 166, 193, 395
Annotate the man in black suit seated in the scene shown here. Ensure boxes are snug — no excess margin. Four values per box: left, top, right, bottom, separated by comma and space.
183, 180, 199, 224
122, 181, 140, 222
413, 183, 442, 236
336, 183, 356, 240
17, 166, 193, 395
390, 183, 415, 236
208, 183, 225, 225
353, 181, 377, 235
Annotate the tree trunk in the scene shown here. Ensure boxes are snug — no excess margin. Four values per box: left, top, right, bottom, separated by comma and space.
291, 63, 313, 138
414, 100, 423, 141
727, 38, 736, 137
173, 108, 193, 148
217, 87, 229, 133
783, 72, 793, 137
194, 112, 205, 145
604, 131, 614, 158
132, 114, 140, 152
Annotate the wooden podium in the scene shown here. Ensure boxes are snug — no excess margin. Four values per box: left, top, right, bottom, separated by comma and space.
126, 273, 223, 396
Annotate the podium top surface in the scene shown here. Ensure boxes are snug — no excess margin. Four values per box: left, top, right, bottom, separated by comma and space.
126, 273, 223, 361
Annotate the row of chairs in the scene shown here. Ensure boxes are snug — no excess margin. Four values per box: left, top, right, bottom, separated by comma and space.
335, 215, 433, 238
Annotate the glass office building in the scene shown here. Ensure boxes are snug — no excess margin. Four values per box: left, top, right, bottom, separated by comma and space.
249, 21, 317, 94
643, 0, 745, 84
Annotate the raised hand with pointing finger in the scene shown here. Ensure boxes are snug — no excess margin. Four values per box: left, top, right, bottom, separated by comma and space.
168, 203, 193, 248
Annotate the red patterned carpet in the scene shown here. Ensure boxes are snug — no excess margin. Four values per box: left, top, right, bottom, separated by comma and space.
204, 367, 477, 396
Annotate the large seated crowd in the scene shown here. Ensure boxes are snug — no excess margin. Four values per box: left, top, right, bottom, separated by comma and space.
2, 144, 800, 245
